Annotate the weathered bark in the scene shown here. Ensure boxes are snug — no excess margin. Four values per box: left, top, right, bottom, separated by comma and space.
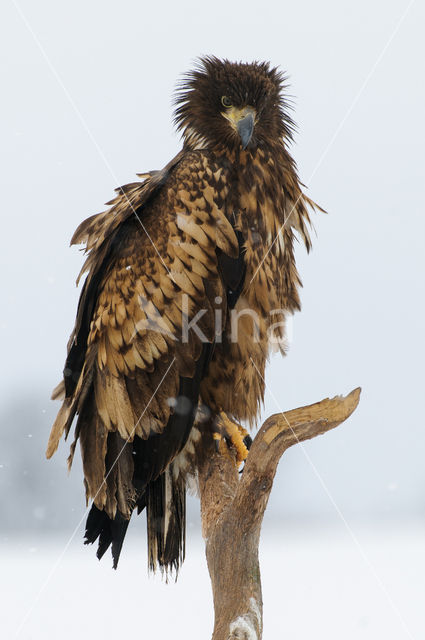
198, 388, 361, 640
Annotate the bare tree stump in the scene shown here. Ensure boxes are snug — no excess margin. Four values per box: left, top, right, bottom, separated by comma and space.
198, 388, 361, 640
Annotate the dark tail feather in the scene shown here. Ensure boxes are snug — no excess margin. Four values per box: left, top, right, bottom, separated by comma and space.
84, 504, 131, 569
84, 465, 185, 573
146, 465, 186, 576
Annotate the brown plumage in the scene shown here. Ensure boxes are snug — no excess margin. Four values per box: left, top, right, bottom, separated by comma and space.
47, 56, 321, 573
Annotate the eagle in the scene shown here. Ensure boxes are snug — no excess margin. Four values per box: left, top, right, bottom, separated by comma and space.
47, 56, 320, 573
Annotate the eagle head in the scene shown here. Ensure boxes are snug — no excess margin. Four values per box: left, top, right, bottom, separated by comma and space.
174, 56, 295, 152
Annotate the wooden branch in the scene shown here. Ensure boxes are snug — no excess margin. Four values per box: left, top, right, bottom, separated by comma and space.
198, 388, 361, 640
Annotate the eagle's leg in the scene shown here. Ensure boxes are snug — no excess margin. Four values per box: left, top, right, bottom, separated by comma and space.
212, 411, 252, 467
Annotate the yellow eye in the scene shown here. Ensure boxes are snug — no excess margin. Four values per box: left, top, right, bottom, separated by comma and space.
221, 96, 232, 108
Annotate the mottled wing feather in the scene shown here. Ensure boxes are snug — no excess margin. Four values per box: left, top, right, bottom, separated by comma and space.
47, 151, 238, 520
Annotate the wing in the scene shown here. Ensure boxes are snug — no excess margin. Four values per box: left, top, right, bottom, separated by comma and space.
47, 150, 239, 526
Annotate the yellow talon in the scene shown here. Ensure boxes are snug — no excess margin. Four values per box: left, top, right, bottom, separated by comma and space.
215, 411, 250, 468
212, 431, 227, 455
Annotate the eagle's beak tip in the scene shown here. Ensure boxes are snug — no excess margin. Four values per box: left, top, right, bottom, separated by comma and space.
237, 113, 255, 150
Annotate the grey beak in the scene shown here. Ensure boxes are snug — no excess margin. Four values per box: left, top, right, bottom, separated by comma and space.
237, 113, 255, 149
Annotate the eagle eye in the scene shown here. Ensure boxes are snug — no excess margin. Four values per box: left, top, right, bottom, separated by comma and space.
221, 96, 232, 108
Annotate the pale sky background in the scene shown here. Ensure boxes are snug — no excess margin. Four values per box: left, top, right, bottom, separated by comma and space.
1, 0, 424, 533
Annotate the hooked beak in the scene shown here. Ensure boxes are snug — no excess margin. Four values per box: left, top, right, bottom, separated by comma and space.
237, 113, 255, 149
222, 106, 256, 149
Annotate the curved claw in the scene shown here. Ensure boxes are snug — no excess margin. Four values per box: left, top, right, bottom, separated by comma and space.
213, 411, 251, 468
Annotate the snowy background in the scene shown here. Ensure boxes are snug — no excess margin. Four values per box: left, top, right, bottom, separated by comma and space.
1, 0, 424, 638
